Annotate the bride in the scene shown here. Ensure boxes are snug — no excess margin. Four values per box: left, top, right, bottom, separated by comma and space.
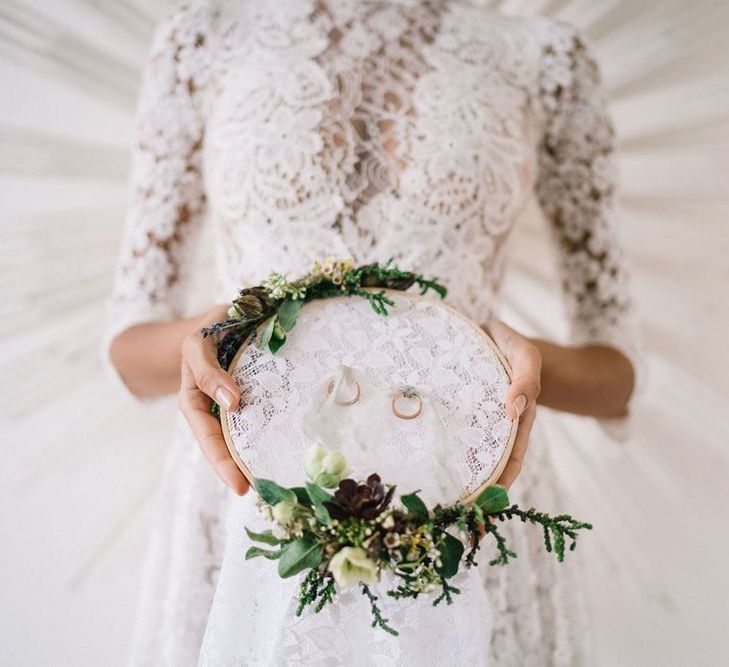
105, 1, 637, 664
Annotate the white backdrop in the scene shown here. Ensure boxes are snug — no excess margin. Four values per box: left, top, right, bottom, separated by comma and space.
1, 1, 728, 665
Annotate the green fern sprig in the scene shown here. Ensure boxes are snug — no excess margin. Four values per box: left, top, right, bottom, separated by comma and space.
361, 584, 399, 636
432, 578, 461, 607
386, 584, 420, 601
315, 576, 337, 613
483, 521, 518, 567
497, 506, 593, 562
296, 570, 339, 616
296, 570, 323, 616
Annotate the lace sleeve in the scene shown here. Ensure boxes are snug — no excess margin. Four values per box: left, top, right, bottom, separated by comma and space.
534, 20, 641, 437
101, 7, 211, 398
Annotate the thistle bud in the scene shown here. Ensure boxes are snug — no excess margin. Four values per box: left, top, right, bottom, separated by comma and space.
234, 294, 264, 319
271, 500, 296, 525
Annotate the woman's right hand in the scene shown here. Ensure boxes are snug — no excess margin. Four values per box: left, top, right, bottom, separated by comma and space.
178, 304, 250, 495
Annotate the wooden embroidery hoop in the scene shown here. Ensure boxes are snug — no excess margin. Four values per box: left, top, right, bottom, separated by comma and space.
221, 289, 518, 505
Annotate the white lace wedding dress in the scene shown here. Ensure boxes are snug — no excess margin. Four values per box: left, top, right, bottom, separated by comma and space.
105, 1, 638, 664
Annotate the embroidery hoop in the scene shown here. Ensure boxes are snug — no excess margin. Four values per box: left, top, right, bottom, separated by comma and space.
221, 289, 518, 505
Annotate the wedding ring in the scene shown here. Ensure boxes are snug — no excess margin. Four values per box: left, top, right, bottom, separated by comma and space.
327, 380, 361, 405
392, 391, 422, 420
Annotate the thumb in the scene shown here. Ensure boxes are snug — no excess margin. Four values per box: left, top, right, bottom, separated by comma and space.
483, 319, 542, 420
504, 346, 541, 421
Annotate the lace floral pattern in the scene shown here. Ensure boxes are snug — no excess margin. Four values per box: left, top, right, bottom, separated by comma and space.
534, 18, 636, 361
107, 2, 634, 665
225, 294, 514, 505
107, 4, 211, 335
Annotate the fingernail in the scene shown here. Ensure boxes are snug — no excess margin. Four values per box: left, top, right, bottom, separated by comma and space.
215, 386, 235, 411
226, 470, 247, 496
513, 394, 527, 417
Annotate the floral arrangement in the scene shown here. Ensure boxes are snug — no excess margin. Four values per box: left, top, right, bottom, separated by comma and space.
202, 258, 447, 371
208, 259, 593, 633
246, 443, 593, 636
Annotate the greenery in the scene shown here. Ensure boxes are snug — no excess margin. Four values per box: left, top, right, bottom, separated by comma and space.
202, 258, 447, 364
246, 444, 593, 635
212, 260, 594, 633
203, 258, 448, 416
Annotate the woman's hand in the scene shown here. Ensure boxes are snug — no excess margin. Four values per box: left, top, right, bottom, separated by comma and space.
178, 305, 250, 496
176, 310, 541, 498
483, 319, 542, 490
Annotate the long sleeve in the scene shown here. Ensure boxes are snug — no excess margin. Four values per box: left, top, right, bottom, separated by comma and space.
534, 20, 642, 437
102, 6, 212, 398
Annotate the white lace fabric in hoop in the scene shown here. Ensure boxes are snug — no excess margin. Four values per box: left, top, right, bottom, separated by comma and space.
223, 291, 515, 505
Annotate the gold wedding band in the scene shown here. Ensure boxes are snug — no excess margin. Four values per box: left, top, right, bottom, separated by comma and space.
391, 391, 422, 420
327, 380, 361, 405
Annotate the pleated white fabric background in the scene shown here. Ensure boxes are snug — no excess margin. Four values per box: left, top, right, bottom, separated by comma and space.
1, 1, 728, 665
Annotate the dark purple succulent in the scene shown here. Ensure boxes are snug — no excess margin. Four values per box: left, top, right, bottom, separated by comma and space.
324, 474, 396, 520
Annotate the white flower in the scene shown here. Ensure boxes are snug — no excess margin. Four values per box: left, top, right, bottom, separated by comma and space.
328, 547, 378, 588
383, 532, 400, 549
303, 443, 349, 488
272, 524, 290, 540
272, 500, 296, 525
303, 443, 326, 478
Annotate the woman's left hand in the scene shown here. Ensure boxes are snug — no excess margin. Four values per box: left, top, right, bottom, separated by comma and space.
483, 319, 542, 490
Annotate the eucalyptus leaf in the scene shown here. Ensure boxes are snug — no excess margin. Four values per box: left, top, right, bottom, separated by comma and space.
291, 486, 312, 506
305, 482, 334, 504
436, 532, 465, 578
255, 478, 297, 506
245, 546, 282, 560
278, 536, 322, 578
475, 486, 509, 514
277, 299, 303, 332
313, 502, 331, 525
401, 491, 429, 520
257, 315, 276, 350
245, 527, 281, 546
306, 483, 333, 526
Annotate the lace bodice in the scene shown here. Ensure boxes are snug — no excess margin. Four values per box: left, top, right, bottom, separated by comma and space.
106, 0, 635, 367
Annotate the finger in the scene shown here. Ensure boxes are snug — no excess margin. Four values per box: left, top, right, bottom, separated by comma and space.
505, 345, 541, 420
471, 520, 486, 547
471, 516, 498, 546
179, 364, 249, 495
496, 403, 537, 490
182, 331, 240, 411
486, 320, 541, 420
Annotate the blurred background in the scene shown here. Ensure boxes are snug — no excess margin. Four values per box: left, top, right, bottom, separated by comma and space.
1, 0, 728, 664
